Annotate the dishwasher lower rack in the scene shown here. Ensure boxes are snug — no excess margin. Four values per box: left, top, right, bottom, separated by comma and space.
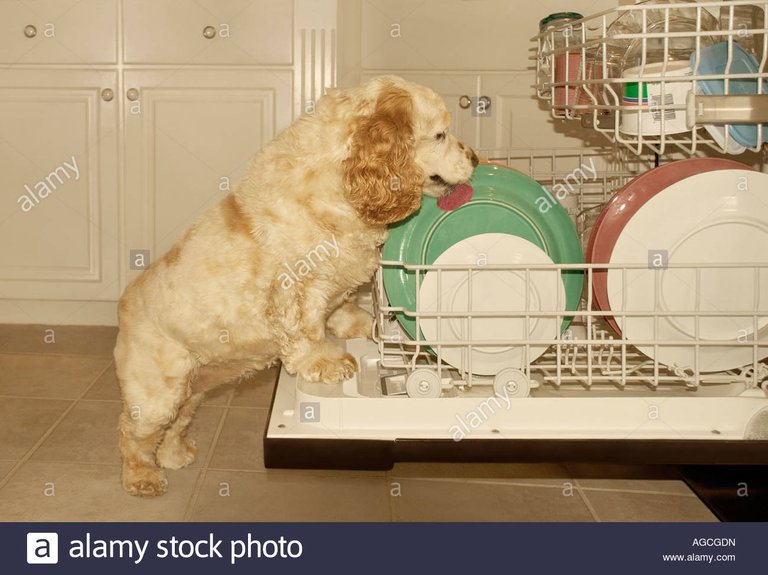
372, 260, 768, 396
264, 262, 768, 469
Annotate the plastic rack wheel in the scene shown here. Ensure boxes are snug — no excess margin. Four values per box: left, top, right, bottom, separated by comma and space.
493, 368, 531, 398
406, 369, 442, 398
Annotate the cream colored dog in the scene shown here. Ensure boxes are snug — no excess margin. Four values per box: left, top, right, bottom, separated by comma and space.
114, 75, 478, 496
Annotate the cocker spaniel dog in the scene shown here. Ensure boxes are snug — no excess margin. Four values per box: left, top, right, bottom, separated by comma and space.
115, 75, 478, 496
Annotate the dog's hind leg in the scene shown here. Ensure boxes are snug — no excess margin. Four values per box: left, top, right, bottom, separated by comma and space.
155, 391, 204, 470
155, 358, 271, 470
116, 335, 195, 497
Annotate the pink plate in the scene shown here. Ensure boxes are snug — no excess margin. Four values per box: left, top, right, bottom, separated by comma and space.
587, 157, 753, 335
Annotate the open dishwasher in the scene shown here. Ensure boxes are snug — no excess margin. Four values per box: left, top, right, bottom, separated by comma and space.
265, 1, 768, 469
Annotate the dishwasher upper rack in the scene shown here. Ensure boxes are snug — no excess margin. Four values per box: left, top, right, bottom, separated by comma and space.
533, 0, 768, 156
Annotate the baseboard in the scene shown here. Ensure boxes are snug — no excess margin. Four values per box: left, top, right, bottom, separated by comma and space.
0, 299, 118, 326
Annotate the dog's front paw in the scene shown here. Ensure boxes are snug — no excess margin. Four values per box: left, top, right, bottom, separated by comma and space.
300, 352, 357, 384
326, 304, 374, 340
156, 436, 197, 470
122, 463, 168, 497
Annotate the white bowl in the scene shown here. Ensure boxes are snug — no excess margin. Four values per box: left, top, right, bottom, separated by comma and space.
619, 60, 692, 136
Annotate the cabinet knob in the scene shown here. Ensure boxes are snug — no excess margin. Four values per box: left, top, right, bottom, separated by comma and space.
23, 24, 37, 38
203, 25, 216, 39
126, 88, 140, 101
101, 88, 114, 102
459, 95, 472, 109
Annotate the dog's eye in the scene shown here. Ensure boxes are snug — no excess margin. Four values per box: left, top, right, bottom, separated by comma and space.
435, 131, 447, 141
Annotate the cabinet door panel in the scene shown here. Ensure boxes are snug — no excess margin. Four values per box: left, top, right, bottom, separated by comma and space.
123, 70, 292, 285
0, 70, 119, 301
124, 0, 293, 65
0, 0, 117, 64
479, 74, 600, 151
358, 0, 618, 71
360, 0, 522, 71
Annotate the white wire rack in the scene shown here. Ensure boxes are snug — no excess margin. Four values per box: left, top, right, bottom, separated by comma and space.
534, 0, 768, 155
371, 148, 768, 399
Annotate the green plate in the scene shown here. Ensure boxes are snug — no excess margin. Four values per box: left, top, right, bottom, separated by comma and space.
382, 163, 584, 339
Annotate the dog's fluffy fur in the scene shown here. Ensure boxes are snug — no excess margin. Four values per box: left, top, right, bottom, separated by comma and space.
114, 75, 478, 496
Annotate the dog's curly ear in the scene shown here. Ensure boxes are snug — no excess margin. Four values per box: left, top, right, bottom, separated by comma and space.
342, 86, 424, 225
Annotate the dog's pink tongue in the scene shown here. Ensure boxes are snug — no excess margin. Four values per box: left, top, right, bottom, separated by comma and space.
437, 182, 473, 211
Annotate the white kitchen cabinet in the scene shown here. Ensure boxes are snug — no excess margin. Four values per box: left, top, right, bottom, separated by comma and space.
0, 0, 117, 65
123, 0, 293, 65
356, 0, 540, 72
0, 1, 331, 325
478, 73, 608, 150
0, 70, 119, 306
122, 70, 292, 283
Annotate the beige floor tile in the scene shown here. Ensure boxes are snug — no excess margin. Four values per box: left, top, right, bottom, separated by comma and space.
0, 398, 71, 459
84, 363, 233, 406
31, 400, 224, 468
30, 401, 122, 464
201, 385, 234, 406
230, 367, 278, 408
391, 478, 595, 521
567, 463, 693, 495
0, 324, 117, 357
0, 461, 200, 521
208, 408, 268, 471
0, 460, 17, 481
391, 462, 571, 485
582, 490, 718, 522
0, 354, 110, 398
566, 463, 683, 480
576, 478, 694, 496
189, 470, 391, 521
82, 363, 121, 400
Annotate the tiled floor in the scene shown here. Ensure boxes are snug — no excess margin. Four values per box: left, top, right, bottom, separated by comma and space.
0, 324, 717, 522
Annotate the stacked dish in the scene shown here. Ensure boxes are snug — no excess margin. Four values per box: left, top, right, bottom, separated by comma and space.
587, 158, 768, 372
382, 164, 583, 375
584, 1, 765, 152
691, 41, 768, 151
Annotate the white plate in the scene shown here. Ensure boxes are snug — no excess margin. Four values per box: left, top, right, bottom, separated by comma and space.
418, 233, 566, 375
606, 169, 768, 372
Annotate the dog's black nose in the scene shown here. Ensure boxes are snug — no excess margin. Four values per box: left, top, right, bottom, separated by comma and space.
467, 149, 479, 168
